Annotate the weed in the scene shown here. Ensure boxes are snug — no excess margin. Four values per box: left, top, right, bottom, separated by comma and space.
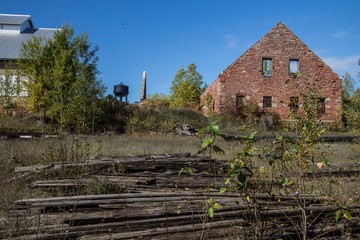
85, 179, 127, 195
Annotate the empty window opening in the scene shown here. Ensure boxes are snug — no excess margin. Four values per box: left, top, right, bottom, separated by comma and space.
289, 97, 299, 112
262, 58, 272, 76
317, 98, 325, 115
0, 75, 18, 97
263, 96, 272, 108
289, 59, 299, 76
236, 95, 245, 110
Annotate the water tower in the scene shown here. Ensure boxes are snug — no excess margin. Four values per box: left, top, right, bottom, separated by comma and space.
113, 82, 129, 102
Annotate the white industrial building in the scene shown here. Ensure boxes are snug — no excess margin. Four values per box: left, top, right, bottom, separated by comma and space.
0, 14, 58, 96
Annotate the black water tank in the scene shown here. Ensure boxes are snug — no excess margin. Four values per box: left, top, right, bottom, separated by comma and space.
113, 82, 129, 97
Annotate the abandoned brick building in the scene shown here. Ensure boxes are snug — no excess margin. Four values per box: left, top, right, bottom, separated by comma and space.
200, 22, 342, 122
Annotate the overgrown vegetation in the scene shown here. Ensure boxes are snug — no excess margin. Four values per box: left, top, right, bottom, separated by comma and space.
169, 63, 207, 108
0, 101, 210, 135
341, 72, 360, 130
0, 22, 359, 238
144, 62, 207, 110
15, 24, 106, 133
1, 123, 359, 238
89, 101, 210, 134
0, 62, 24, 116
197, 77, 360, 239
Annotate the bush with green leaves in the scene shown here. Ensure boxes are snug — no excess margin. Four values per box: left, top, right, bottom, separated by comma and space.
127, 107, 209, 134
0, 62, 21, 116
217, 77, 353, 239
18, 24, 105, 133
169, 63, 207, 108
341, 72, 360, 130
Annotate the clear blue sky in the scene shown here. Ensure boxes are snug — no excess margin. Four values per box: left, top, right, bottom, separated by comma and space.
2, 0, 360, 103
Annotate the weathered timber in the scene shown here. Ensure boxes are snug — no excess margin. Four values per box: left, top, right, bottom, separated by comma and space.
14, 190, 330, 209
15, 153, 223, 175
9, 189, 355, 238
220, 134, 359, 143
5, 153, 360, 239
79, 219, 244, 240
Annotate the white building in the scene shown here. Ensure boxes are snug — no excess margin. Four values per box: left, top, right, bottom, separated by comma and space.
0, 14, 58, 97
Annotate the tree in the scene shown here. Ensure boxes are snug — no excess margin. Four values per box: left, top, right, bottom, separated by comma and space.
0, 62, 20, 116
169, 63, 207, 108
17, 35, 52, 113
147, 93, 170, 101
342, 72, 355, 99
17, 24, 105, 133
341, 73, 360, 128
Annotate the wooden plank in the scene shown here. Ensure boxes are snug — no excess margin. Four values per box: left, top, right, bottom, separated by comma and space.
7, 153, 359, 239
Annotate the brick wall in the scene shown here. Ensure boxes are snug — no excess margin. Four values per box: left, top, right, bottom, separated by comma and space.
201, 22, 342, 122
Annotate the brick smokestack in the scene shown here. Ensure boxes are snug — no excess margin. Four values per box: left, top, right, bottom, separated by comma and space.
140, 71, 146, 101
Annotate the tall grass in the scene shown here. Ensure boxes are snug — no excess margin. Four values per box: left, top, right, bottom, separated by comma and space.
0, 132, 359, 238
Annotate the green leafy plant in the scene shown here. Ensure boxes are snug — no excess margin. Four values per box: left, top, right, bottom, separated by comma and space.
223, 126, 270, 239
194, 120, 226, 239
197, 120, 225, 156
335, 207, 352, 221
205, 198, 221, 218
203, 93, 214, 112
169, 63, 207, 108
18, 24, 105, 133
266, 77, 348, 239
0, 61, 20, 116
222, 125, 258, 194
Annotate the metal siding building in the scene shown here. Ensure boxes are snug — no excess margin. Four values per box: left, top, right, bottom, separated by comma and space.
0, 14, 58, 61
0, 14, 58, 97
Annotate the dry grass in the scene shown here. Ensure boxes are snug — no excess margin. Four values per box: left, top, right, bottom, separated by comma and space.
0, 133, 359, 238
0, 134, 200, 164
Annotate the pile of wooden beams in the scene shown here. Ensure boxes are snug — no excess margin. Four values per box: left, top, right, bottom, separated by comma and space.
2, 153, 360, 239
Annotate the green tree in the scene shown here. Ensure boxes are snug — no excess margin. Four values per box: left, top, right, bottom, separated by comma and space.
17, 24, 105, 133
342, 72, 355, 99
17, 35, 52, 112
147, 93, 170, 101
169, 63, 207, 108
0, 62, 20, 116
340, 73, 360, 129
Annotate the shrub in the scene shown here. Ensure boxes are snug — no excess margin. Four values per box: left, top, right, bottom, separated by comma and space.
127, 108, 209, 134
97, 95, 135, 133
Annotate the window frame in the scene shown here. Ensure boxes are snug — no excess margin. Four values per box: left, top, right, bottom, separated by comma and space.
317, 98, 325, 115
0, 74, 18, 97
262, 58, 272, 77
263, 96, 272, 108
236, 94, 245, 110
289, 59, 299, 76
289, 96, 299, 112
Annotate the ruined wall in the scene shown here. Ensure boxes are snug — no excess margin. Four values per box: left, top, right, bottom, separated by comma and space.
201, 77, 221, 112
201, 23, 342, 122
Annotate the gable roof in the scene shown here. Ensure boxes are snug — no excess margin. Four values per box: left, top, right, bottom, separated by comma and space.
0, 29, 57, 60
220, 22, 293, 75
0, 14, 58, 60
0, 14, 32, 26
218, 22, 339, 79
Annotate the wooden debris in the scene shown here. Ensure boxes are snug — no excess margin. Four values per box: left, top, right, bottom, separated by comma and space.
3, 153, 360, 239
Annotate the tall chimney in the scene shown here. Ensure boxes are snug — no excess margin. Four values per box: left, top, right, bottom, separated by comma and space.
140, 71, 146, 101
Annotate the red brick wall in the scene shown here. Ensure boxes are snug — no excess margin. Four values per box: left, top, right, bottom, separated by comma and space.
201, 22, 342, 122
201, 78, 220, 112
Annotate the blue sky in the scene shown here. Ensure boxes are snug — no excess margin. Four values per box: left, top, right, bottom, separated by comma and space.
2, 0, 360, 103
